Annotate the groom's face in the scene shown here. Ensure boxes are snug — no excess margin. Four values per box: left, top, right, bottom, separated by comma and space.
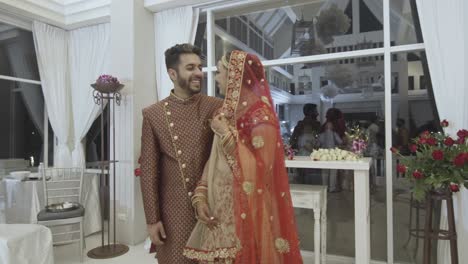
170, 53, 203, 95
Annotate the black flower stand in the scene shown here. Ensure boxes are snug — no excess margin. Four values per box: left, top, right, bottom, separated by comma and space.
423, 189, 458, 264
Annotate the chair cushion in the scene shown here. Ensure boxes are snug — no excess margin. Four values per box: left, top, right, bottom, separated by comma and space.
37, 204, 85, 221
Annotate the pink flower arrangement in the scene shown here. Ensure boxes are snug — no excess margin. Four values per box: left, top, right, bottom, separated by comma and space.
346, 125, 368, 157
92, 74, 124, 93
96, 74, 120, 86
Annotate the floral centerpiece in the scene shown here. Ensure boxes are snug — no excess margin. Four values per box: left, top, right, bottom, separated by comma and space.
310, 148, 359, 161
91, 74, 124, 93
391, 120, 468, 201
284, 144, 296, 160
346, 125, 369, 157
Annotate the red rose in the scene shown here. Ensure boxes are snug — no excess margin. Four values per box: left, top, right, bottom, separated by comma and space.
464, 153, 468, 162
412, 170, 424, 179
457, 129, 468, 138
390, 147, 398, 153
134, 168, 141, 177
426, 137, 437, 146
409, 144, 418, 153
454, 154, 465, 167
450, 184, 460, 192
397, 164, 407, 174
440, 119, 449, 127
421, 130, 430, 137
457, 137, 466, 144
444, 137, 455, 146
432, 150, 444, 160
418, 137, 427, 144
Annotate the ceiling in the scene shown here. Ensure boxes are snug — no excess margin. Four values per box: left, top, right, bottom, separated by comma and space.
0, 0, 110, 29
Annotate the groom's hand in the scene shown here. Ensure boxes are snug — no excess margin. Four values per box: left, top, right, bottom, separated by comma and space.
148, 222, 166, 245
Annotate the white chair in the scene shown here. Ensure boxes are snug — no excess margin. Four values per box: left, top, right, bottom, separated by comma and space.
290, 184, 327, 264
37, 167, 85, 262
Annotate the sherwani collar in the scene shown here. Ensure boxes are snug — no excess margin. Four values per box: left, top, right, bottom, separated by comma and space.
169, 90, 201, 105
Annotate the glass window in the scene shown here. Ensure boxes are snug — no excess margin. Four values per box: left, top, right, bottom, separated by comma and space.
0, 80, 53, 168
391, 51, 437, 263
266, 56, 387, 260
0, 22, 40, 81
214, 0, 384, 61
390, 0, 423, 46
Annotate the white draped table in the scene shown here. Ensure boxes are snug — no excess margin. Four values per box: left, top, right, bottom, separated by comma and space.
0, 224, 54, 264
1, 172, 101, 236
285, 156, 372, 264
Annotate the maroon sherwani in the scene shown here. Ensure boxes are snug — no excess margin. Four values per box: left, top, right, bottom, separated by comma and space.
140, 91, 222, 264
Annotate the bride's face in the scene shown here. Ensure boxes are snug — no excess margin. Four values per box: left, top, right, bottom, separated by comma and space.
214, 60, 228, 95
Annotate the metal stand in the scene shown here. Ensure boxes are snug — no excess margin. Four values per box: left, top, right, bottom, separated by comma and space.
88, 89, 129, 259
423, 189, 458, 264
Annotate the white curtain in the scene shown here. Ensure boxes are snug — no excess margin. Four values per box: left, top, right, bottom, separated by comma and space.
32, 21, 72, 167
69, 23, 110, 167
154, 6, 199, 100
415, 1, 468, 263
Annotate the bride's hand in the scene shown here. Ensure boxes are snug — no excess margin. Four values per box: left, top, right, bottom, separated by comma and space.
196, 202, 218, 230
211, 114, 230, 137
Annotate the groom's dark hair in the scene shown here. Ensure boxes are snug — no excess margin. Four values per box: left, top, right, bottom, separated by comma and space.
165, 43, 202, 71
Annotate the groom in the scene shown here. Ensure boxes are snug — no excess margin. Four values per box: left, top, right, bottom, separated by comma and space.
139, 43, 222, 263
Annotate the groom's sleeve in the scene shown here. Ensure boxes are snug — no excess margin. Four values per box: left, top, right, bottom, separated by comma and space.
140, 109, 161, 224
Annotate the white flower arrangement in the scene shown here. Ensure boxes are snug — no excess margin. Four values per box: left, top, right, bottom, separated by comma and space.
310, 148, 359, 161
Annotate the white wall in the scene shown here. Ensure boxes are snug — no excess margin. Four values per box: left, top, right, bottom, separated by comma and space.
110, 0, 156, 245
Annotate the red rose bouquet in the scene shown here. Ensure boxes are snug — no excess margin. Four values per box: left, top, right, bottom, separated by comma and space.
391, 119, 468, 200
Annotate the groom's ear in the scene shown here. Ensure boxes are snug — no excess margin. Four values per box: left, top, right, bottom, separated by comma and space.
168, 68, 177, 82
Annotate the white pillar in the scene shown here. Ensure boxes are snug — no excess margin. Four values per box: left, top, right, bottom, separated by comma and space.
109, 0, 156, 245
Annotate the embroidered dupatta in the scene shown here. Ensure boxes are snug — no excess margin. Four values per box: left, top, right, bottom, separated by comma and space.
222, 50, 302, 264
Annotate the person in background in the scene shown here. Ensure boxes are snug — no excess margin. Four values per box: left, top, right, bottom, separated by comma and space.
290, 103, 321, 155
318, 108, 346, 192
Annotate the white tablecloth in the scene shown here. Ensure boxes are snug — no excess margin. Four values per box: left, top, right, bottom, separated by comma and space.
0, 224, 54, 264
1, 173, 101, 236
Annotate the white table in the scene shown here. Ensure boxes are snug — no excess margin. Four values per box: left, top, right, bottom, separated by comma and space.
0, 224, 54, 264
1, 173, 101, 236
285, 156, 372, 264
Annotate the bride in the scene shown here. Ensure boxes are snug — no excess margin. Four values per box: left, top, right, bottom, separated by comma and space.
183, 50, 303, 264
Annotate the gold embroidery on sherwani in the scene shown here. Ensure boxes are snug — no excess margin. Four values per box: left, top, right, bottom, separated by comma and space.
275, 238, 290, 254
252, 136, 265, 149
163, 103, 189, 192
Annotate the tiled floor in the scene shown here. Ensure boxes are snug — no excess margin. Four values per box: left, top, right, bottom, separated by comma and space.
4, 169, 429, 264
53, 233, 322, 264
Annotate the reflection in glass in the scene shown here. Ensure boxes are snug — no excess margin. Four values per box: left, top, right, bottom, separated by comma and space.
390, 0, 423, 46
214, 0, 385, 61
265, 57, 387, 261
0, 22, 40, 81
0, 80, 52, 166
391, 52, 437, 263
